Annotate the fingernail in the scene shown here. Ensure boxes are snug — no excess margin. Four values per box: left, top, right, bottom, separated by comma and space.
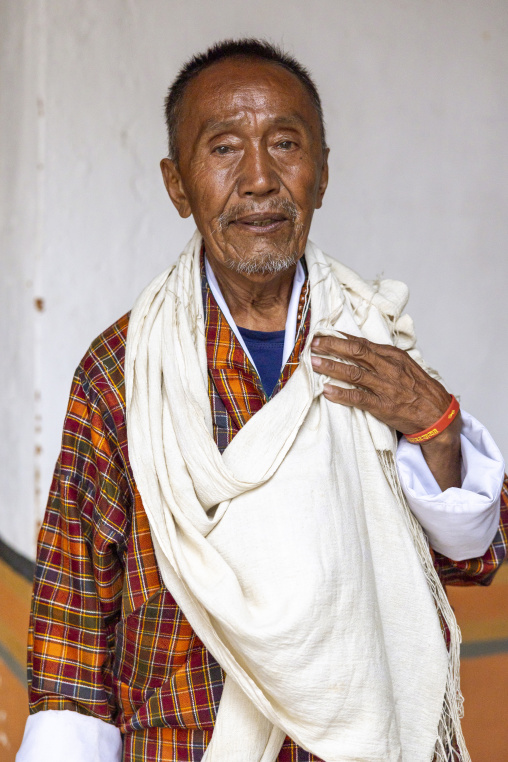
323, 383, 334, 394
311, 356, 322, 367
312, 338, 320, 347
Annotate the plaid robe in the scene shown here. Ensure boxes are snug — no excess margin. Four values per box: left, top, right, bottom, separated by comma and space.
28, 268, 508, 761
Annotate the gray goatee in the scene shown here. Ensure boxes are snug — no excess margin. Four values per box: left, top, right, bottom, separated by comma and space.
217, 200, 302, 275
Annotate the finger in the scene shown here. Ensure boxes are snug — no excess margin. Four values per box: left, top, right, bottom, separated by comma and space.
311, 354, 376, 390
322, 382, 377, 411
334, 332, 399, 356
311, 333, 422, 386
311, 334, 381, 371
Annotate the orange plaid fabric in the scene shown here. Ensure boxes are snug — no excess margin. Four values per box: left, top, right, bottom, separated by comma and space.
28, 266, 508, 762
205, 271, 310, 450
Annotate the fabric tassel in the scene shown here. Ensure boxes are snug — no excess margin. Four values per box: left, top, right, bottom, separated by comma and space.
379, 450, 470, 762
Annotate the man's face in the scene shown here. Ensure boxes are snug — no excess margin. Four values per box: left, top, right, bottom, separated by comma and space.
161, 57, 329, 278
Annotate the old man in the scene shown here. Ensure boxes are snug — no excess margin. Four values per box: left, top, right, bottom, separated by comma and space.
18, 39, 507, 762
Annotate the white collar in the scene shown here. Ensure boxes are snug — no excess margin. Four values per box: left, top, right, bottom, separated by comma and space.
204, 256, 306, 374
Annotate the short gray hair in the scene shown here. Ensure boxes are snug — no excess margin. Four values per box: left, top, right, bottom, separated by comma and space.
164, 38, 327, 163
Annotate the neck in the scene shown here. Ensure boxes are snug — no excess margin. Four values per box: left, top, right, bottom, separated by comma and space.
206, 256, 298, 332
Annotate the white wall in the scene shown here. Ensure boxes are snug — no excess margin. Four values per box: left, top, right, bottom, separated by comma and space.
1, 0, 507, 558
0, 2, 40, 557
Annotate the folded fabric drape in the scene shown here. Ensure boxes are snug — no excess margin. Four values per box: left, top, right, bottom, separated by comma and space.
125, 231, 469, 762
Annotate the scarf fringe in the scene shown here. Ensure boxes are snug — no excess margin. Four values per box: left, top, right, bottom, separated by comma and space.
379, 451, 470, 762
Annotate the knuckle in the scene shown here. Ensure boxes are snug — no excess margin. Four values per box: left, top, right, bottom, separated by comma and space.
349, 364, 364, 383
350, 388, 364, 406
351, 340, 367, 357
393, 362, 404, 379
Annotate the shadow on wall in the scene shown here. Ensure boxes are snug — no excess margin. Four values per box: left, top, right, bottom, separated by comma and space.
0, 538, 508, 761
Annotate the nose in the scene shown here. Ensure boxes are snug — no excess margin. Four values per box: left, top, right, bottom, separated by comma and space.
237, 143, 280, 197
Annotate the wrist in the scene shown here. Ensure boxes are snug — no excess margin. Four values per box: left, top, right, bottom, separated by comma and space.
405, 395, 460, 445
419, 414, 462, 450
419, 416, 462, 489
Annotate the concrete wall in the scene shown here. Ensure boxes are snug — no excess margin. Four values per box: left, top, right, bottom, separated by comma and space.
1, 0, 507, 559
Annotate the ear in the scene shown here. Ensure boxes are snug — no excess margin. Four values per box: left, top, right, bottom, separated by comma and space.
315, 148, 329, 210
160, 158, 192, 218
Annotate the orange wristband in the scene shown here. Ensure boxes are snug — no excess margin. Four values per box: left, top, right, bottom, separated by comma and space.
405, 396, 460, 444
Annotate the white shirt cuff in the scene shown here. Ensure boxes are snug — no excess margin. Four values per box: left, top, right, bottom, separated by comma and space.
16, 710, 122, 762
396, 409, 504, 562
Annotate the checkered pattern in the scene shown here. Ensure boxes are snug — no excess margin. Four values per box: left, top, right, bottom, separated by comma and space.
28, 268, 508, 762
204, 266, 310, 451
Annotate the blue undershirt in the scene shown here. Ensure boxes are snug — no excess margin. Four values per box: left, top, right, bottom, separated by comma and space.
237, 326, 286, 398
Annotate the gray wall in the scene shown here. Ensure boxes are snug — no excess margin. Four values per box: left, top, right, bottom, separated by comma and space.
1, 0, 507, 558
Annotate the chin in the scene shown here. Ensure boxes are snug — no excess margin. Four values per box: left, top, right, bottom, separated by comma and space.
224, 249, 300, 276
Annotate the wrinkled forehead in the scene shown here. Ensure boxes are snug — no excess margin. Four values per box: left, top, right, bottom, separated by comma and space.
176, 57, 322, 148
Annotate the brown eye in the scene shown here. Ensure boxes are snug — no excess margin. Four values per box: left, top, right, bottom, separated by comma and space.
277, 141, 295, 150
214, 145, 232, 155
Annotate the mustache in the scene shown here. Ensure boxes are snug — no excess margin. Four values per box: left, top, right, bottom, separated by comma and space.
217, 199, 298, 231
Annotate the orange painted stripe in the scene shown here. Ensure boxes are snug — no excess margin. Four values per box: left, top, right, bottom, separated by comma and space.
0, 655, 29, 761
448, 562, 508, 643
460, 652, 508, 761
0, 559, 31, 669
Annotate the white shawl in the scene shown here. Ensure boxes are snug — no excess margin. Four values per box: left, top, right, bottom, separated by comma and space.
125, 231, 469, 762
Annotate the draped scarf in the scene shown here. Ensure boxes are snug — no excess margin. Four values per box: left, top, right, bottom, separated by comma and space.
125, 231, 469, 762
